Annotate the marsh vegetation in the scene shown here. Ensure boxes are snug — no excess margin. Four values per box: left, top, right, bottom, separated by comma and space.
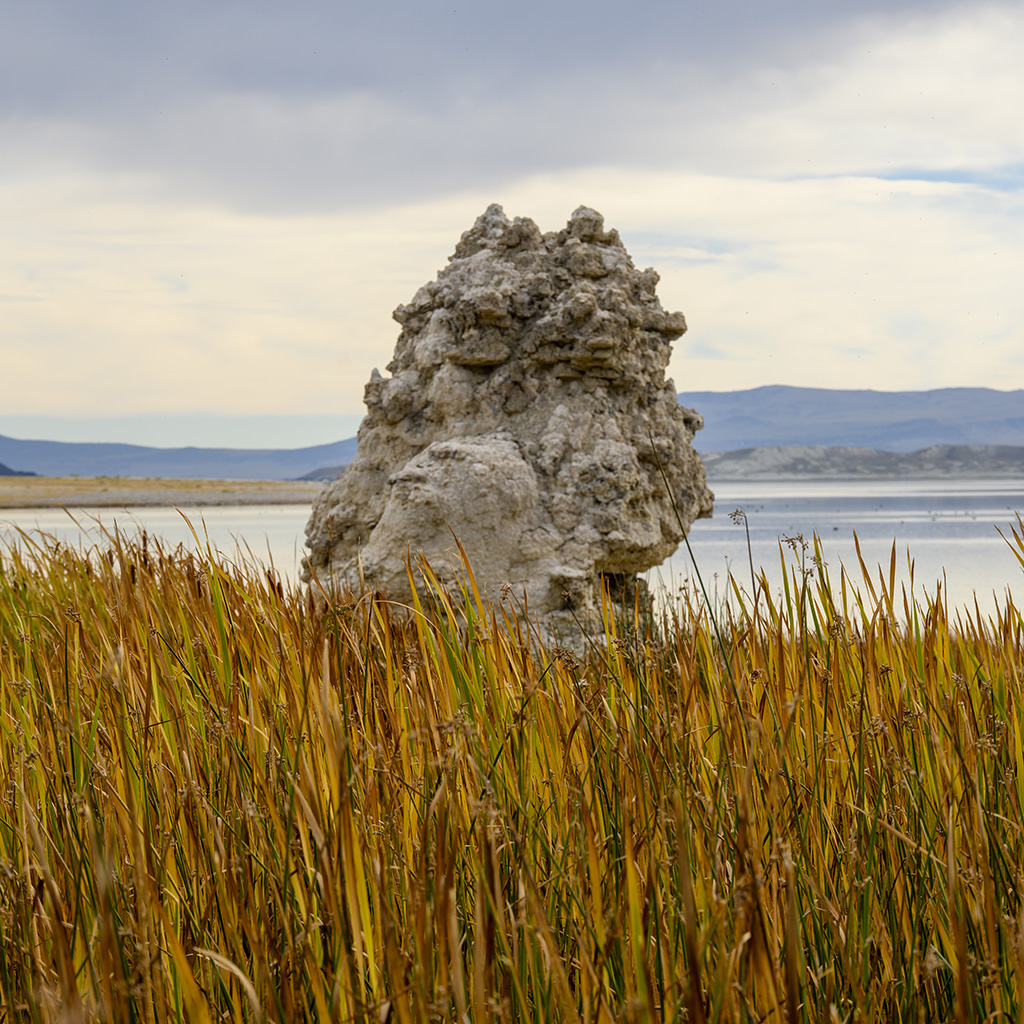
3, 524, 1024, 1020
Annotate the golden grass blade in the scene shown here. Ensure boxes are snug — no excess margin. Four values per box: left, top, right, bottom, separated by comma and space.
192, 948, 264, 1024
672, 794, 708, 1024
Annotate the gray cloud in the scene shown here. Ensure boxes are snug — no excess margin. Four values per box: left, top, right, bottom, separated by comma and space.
2, 0, 976, 211
3, 0, 960, 107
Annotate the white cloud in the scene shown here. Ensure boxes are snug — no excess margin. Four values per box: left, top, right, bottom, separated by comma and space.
3, 166, 1023, 419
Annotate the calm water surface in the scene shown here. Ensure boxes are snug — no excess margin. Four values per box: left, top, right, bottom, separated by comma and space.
0, 505, 311, 581
665, 479, 1024, 614
3, 479, 1024, 615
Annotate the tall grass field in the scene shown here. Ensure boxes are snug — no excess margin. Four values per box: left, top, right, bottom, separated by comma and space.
4, 520, 1024, 1022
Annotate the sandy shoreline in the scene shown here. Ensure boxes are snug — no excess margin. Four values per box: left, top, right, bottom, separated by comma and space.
0, 476, 324, 509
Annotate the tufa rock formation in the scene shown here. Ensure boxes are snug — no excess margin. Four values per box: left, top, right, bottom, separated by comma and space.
304, 204, 713, 630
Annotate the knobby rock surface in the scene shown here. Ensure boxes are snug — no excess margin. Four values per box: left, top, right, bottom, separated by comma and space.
304, 205, 713, 630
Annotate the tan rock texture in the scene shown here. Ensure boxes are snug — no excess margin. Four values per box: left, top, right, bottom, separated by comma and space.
304, 204, 713, 629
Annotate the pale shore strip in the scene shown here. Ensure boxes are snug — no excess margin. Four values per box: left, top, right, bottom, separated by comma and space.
0, 477, 324, 509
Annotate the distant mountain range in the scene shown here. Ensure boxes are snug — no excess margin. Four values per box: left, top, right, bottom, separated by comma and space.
679, 386, 1024, 452
3, 386, 1024, 479
0, 434, 358, 480
0, 461, 34, 477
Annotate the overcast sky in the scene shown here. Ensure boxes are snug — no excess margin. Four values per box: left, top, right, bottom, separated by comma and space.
2, 0, 1023, 446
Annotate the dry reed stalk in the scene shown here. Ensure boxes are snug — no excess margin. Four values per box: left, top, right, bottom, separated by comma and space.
2, 522, 1024, 1020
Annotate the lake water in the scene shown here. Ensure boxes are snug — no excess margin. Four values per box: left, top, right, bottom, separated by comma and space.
3, 479, 1024, 616
663, 479, 1024, 615
0, 505, 312, 581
